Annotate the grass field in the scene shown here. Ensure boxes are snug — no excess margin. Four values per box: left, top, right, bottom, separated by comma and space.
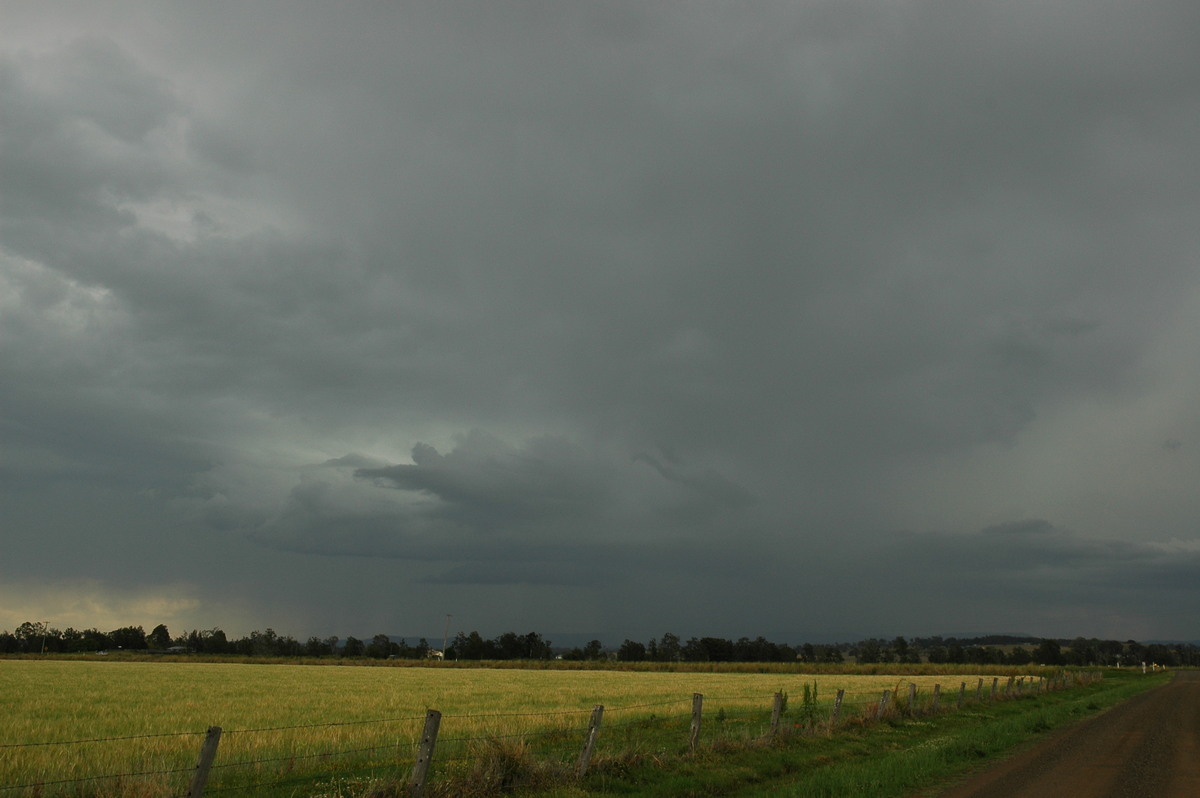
0, 658, 1061, 797
555, 667, 1170, 798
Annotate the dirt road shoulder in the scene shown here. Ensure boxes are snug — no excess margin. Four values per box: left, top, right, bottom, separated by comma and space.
928, 670, 1200, 798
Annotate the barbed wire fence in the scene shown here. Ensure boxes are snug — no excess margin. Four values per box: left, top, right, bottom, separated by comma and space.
0, 671, 1102, 797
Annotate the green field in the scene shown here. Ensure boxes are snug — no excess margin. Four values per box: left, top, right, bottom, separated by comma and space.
0, 658, 1088, 797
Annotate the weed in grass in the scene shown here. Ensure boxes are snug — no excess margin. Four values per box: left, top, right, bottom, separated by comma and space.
310, 776, 388, 798
796, 682, 821, 730
460, 738, 570, 795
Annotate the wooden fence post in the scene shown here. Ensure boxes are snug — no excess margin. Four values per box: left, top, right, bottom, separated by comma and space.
409, 710, 441, 798
576, 705, 604, 778
187, 726, 222, 798
907, 683, 917, 714
831, 689, 845, 727
1005, 676, 1014, 697
931, 684, 941, 714
976, 678, 983, 700
991, 677, 998, 698
876, 689, 891, 719
957, 682, 965, 709
689, 694, 703, 752
769, 692, 784, 737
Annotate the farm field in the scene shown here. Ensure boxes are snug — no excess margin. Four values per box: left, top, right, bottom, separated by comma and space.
0, 658, 1048, 797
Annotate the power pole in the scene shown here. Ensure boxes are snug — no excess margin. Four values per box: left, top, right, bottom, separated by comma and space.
442, 614, 453, 655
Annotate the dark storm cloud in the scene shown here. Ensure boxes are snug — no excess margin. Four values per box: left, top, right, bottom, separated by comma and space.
248, 432, 760, 591
356, 433, 615, 529
3, 1, 1200, 640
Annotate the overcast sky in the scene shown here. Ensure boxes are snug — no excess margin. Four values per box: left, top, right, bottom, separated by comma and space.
3, 1, 1199, 646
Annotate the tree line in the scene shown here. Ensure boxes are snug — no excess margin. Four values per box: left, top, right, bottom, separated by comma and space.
0, 622, 435, 660
4, 621, 1199, 668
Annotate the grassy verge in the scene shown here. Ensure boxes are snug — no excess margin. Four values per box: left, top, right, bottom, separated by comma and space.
520, 669, 1170, 798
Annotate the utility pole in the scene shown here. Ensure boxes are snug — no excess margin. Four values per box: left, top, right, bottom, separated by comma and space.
442, 614, 452, 656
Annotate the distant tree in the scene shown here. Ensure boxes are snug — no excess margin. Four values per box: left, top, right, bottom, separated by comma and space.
582, 639, 604, 660
207, 628, 230, 654
656, 633, 681, 662
1034, 639, 1065, 665
1145, 644, 1176, 667
80, 628, 113, 652
148, 624, 172, 649
452, 631, 490, 659
1174, 645, 1200, 667
1096, 639, 1124, 666
365, 634, 384, 658
495, 632, 526, 659
523, 632, 552, 659
15, 622, 45, 652
681, 637, 706, 661
734, 636, 781, 662
342, 636, 365, 657
698, 637, 734, 662
617, 639, 646, 661
25, 625, 64, 653
61, 628, 84, 651
808, 644, 830, 663
248, 628, 280, 657
856, 639, 882, 664
109, 626, 148, 650
964, 646, 1001, 665
366, 634, 396, 659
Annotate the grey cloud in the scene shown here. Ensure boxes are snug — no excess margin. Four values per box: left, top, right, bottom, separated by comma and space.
356, 432, 615, 530
4, 2, 1200, 641
0, 42, 179, 238
241, 431, 762, 595
632, 451, 755, 510
804, 524, 1200, 638
33, 37, 178, 143
320, 453, 390, 470
250, 478, 460, 560
422, 562, 609, 588
981, 519, 1058, 537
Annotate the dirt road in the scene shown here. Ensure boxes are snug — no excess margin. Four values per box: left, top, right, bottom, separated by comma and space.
931, 670, 1200, 798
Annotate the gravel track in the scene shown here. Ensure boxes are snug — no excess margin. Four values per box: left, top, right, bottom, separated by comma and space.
931, 670, 1200, 798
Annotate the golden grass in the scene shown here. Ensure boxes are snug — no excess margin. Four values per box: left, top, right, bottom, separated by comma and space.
0, 660, 1038, 796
